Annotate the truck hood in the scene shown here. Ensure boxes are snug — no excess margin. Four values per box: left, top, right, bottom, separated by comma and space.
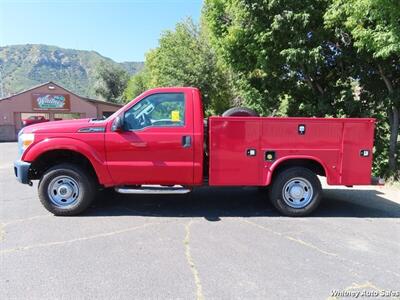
21, 118, 106, 134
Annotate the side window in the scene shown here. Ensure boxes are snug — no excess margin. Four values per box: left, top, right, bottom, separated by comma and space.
124, 93, 185, 130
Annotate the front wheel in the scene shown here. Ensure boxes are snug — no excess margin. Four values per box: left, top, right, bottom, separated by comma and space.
268, 167, 322, 217
38, 163, 95, 216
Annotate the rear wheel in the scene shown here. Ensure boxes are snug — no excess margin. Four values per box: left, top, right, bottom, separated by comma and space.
38, 163, 95, 216
268, 167, 321, 217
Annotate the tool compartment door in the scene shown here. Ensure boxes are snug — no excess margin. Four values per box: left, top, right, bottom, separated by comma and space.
209, 117, 262, 186
341, 120, 375, 185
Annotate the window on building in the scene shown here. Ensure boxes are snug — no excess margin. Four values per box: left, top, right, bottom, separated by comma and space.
53, 113, 82, 121
21, 113, 50, 127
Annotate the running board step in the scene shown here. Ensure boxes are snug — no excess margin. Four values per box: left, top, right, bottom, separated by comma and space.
115, 185, 191, 194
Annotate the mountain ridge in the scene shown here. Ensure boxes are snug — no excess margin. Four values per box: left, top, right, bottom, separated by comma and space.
0, 44, 144, 99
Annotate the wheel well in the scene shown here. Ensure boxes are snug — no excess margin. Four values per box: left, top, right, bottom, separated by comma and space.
29, 150, 99, 184
272, 159, 326, 179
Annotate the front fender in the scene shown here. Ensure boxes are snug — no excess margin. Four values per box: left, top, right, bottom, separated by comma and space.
22, 137, 113, 185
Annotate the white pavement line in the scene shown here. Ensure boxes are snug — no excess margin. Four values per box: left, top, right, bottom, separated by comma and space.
0, 164, 13, 169
242, 219, 400, 279
2, 214, 52, 226
0, 221, 164, 254
1, 215, 53, 241
241, 219, 338, 257
184, 220, 204, 300
0, 224, 4, 241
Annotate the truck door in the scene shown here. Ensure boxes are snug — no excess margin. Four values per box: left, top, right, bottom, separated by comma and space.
209, 117, 262, 185
105, 91, 194, 186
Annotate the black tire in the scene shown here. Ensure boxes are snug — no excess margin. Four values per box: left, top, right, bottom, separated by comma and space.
222, 107, 259, 117
38, 163, 96, 216
268, 167, 321, 217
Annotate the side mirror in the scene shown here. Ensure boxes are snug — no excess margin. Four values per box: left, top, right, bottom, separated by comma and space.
111, 115, 124, 132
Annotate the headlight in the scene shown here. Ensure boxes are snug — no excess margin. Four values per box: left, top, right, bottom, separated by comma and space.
19, 133, 35, 155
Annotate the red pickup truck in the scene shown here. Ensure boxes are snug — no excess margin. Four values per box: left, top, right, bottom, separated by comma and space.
14, 87, 382, 216
22, 115, 50, 127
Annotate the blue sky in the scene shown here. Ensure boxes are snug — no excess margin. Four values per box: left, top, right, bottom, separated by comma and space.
0, 0, 203, 62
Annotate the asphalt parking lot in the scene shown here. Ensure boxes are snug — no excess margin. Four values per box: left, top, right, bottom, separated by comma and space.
0, 142, 399, 299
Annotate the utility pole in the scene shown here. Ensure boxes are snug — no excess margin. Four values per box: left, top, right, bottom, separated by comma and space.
0, 64, 4, 98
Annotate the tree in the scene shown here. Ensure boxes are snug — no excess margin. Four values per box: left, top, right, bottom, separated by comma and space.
203, 0, 399, 178
325, 0, 400, 177
203, 0, 366, 116
95, 62, 129, 103
124, 19, 233, 114
205, 0, 322, 114
123, 69, 148, 101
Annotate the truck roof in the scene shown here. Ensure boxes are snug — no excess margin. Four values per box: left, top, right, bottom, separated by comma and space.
144, 87, 200, 93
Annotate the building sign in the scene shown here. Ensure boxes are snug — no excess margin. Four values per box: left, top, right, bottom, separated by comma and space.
32, 94, 71, 111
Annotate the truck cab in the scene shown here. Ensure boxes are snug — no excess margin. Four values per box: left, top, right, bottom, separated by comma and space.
14, 87, 381, 217
104, 87, 204, 186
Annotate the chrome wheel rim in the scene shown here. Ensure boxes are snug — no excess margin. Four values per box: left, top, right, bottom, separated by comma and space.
282, 177, 313, 209
47, 176, 79, 207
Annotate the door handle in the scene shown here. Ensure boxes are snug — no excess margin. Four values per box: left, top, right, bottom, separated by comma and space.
130, 142, 147, 148
182, 136, 192, 148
